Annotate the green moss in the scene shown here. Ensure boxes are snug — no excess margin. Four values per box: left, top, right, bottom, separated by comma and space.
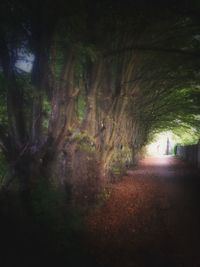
73, 131, 95, 152
77, 94, 86, 121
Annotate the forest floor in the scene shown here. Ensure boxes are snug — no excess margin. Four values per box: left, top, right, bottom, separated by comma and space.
84, 156, 200, 267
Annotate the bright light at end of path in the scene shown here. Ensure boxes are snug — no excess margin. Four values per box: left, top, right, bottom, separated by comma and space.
146, 132, 176, 156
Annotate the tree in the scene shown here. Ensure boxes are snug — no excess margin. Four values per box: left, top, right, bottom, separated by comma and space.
0, 0, 199, 194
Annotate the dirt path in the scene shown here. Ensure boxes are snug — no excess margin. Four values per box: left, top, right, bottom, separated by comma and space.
85, 156, 200, 267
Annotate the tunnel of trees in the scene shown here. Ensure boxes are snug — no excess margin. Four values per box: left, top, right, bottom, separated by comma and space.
0, 0, 199, 203
0, 0, 200, 265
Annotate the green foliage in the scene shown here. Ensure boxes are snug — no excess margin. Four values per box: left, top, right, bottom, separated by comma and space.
73, 131, 95, 153
173, 126, 199, 145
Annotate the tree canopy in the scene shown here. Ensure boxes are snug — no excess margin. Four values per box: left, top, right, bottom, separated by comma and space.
0, 0, 199, 191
